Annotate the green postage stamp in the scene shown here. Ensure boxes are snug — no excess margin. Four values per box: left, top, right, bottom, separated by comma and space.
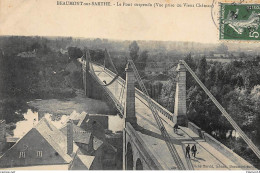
220, 3, 260, 40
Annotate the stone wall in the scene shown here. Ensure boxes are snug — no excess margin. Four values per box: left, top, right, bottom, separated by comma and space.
188, 122, 204, 139
203, 133, 254, 169
124, 122, 162, 170
188, 122, 255, 169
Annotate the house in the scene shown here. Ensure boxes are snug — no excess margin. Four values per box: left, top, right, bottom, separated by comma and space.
0, 118, 78, 168
61, 118, 117, 170
65, 111, 89, 127
60, 113, 118, 170
69, 141, 117, 170
0, 112, 120, 170
69, 148, 96, 170
60, 123, 104, 170
60, 122, 102, 154
64, 112, 107, 141
0, 120, 19, 155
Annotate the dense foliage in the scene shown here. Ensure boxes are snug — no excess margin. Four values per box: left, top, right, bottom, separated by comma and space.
184, 55, 260, 167
0, 37, 80, 123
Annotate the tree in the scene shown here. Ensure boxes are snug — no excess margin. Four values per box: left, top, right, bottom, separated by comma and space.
68, 47, 83, 60
196, 57, 207, 83
207, 65, 216, 88
136, 50, 148, 72
129, 41, 139, 61
184, 53, 196, 89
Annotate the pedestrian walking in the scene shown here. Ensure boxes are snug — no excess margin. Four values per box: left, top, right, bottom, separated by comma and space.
191, 144, 197, 158
186, 144, 190, 158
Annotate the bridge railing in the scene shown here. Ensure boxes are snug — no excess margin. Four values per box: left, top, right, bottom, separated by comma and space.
135, 89, 174, 121
87, 63, 124, 114
99, 63, 175, 123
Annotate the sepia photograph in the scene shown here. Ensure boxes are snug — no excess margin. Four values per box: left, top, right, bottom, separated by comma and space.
0, 0, 260, 171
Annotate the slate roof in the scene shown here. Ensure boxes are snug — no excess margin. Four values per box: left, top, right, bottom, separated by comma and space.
34, 117, 78, 163
77, 155, 95, 169
61, 112, 88, 128
93, 137, 103, 150
69, 148, 95, 170
60, 124, 92, 144
77, 112, 88, 127
60, 123, 104, 150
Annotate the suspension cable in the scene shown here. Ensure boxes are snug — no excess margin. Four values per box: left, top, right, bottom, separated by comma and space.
181, 60, 260, 160
88, 49, 120, 87
128, 60, 187, 170
119, 82, 126, 105
105, 48, 118, 74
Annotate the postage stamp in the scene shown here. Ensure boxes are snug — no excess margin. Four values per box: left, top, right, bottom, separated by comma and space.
220, 3, 260, 40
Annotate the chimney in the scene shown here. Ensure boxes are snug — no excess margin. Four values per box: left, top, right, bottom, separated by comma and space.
0, 120, 6, 153
88, 133, 94, 153
67, 120, 73, 155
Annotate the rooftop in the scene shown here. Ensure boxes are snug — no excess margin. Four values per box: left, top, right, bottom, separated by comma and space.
34, 117, 78, 163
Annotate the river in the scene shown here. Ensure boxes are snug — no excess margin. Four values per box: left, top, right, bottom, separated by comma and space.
12, 89, 123, 138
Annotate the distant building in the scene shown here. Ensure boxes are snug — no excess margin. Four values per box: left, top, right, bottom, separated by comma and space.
213, 53, 229, 58
145, 66, 165, 75
60, 48, 68, 55
17, 50, 36, 58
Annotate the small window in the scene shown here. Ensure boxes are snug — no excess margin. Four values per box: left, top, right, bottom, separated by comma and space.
19, 151, 25, 158
37, 151, 42, 158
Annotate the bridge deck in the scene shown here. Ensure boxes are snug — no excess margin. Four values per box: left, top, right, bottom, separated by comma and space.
91, 63, 252, 170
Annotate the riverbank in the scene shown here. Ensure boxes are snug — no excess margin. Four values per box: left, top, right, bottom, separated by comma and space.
27, 89, 116, 120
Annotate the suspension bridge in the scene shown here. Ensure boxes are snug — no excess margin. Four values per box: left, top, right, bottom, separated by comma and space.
79, 48, 259, 170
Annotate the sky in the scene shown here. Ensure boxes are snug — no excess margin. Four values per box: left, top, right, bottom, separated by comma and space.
0, 0, 222, 43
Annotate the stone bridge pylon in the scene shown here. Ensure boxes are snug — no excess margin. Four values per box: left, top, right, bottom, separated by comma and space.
174, 62, 188, 126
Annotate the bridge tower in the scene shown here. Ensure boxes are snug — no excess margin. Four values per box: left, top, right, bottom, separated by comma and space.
124, 61, 137, 126
82, 50, 92, 97
174, 61, 188, 126
123, 60, 137, 170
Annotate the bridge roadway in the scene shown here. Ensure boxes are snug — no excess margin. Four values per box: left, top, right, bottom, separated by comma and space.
91, 63, 251, 170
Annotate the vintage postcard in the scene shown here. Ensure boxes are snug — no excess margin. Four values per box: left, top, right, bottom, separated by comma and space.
0, 0, 260, 171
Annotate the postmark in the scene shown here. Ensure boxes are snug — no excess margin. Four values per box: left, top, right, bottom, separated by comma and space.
219, 3, 260, 40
